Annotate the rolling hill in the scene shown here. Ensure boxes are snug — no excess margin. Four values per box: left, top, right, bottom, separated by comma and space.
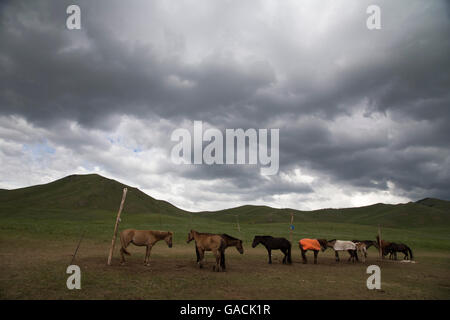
0, 174, 186, 216
0, 174, 448, 229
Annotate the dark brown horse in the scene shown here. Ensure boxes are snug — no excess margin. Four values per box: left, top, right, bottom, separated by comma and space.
383, 242, 413, 260
195, 233, 243, 270
298, 238, 328, 264
187, 230, 226, 272
374, 235, 391, 259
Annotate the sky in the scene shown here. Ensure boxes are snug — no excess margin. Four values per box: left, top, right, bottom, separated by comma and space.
0, 0, 449, 211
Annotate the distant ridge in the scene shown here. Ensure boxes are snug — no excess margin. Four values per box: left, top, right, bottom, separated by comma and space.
0, 174, 448, 228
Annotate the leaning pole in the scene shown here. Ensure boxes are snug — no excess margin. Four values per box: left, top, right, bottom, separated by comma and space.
107, 188, 128, 266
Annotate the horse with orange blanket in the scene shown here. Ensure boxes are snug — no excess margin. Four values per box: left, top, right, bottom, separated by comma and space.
298, 239, 328, 264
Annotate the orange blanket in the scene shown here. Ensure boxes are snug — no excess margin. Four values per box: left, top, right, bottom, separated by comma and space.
299, 239, 321, 251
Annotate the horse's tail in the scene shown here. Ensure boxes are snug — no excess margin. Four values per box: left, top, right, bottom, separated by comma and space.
120, 232, 131, 256
407, 246, 413, 260
287, 244, 292, 264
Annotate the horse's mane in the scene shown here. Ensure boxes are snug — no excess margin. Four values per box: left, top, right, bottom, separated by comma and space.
221, 233, 240, 241
328, 239, 336, 242
255, 235, 274, 239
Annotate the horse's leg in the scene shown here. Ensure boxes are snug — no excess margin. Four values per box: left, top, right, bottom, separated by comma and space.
144, 245, 153, 266
213, 249, 221, 272
301, 249, 307, 264
281, 249, 287, 264
120, 248, 125, 264
335, 251, 340, 262
313, 250, 318, 264
197, 248, 205, 268
120, 238, 130, 265
267, 248, 272, 264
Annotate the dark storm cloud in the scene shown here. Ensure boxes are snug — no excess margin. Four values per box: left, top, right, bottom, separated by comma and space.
0, 0, 449, 205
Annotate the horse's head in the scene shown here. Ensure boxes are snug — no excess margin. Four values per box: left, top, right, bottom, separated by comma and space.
252, 236, 261, 248
187, 230, 195, 243
326, 239, 336, 248
165, 232, 173, 248
236, 240, 244, 254
317, 239, 328, 252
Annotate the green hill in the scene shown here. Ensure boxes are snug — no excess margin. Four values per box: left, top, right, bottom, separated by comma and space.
0, 174, 186, 216
0, 174, 448, 229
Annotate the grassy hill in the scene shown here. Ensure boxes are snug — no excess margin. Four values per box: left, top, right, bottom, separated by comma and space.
0, 174, 186, 216
199, 199, 450, 229
0, 174, 448, 230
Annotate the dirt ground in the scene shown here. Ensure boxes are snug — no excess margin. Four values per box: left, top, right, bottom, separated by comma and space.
1, 238, 449, 299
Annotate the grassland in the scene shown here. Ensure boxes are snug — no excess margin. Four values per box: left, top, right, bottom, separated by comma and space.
0, 174, 449, 299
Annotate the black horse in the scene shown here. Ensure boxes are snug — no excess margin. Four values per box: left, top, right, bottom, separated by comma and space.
252, 235, 292, 264
383, 242, 413, 260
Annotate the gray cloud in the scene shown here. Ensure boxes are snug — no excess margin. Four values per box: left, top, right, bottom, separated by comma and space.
0, 0, 449, 210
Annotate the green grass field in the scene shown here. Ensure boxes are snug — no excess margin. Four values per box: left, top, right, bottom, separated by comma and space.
0, 174, 449, 299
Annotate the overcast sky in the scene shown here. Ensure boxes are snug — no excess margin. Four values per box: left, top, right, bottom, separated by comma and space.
0, 0, 449, 211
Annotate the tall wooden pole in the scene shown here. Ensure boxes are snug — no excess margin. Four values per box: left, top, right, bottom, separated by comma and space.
107, 188, 128, 266
289, 212, 294, 243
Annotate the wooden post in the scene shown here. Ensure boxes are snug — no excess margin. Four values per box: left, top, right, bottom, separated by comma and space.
289, 212, 294, 243
378, 224, 383, 260
107, 188, 128, 266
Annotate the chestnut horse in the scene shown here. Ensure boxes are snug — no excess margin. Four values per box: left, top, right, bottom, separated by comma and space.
195, 233, 244, 270
187, 230, 226, 272
120, 229, 173, 266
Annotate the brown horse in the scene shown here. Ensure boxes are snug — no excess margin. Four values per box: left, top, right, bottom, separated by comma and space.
187, 230, 226, 272
120, 229, 173, 266
354, 242, 367, 263
195, 233, 244, 270
375, 235, 391, 259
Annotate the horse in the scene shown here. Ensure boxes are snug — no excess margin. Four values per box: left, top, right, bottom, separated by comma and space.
119, 229, 173, 266
298, 238, 328, 264
352, 240, 377, 258
374, 235, 392, 259
327, 239, 359, 262
195, 233, 244, 270
383, 242, 413, 260
252, 236, 292, 264
354, 242, 367, 263
187, 230, 226, 272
